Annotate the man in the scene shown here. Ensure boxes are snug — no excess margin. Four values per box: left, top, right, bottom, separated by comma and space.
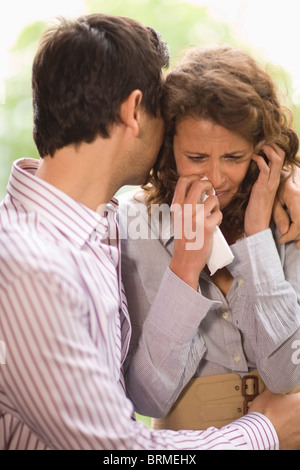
0, 13, 300, 450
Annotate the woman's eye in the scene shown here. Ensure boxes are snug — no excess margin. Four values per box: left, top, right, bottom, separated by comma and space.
186, 155, 206, 162
185, 154, 245, 162
225, 155, 243, 161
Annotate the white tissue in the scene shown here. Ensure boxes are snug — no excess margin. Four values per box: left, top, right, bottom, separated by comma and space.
201, 178, 234, 275
206, 225, 234, 275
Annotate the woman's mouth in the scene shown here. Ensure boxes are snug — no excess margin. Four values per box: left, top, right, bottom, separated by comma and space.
215, 190, 228, 198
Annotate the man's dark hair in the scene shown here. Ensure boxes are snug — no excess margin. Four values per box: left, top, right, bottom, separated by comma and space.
32, 14, 169, 157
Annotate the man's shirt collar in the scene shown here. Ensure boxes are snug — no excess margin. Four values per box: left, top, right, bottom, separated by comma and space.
7, 158, 118, 249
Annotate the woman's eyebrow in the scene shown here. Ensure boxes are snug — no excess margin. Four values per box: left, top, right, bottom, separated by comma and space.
184, 150, 249, 157
221, 150, 249, 157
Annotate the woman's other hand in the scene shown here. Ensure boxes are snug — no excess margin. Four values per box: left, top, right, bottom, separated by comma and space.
244, 144, 284, 236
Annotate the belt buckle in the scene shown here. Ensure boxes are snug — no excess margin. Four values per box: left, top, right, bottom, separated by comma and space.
242, 374, 259, 414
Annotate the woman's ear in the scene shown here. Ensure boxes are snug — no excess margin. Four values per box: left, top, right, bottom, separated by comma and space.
119, 90, 143, 137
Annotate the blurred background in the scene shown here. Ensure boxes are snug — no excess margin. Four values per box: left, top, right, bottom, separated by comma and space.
1, 0, 300, 200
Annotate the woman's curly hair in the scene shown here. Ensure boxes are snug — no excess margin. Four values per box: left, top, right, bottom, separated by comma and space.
143, 45, 300, 234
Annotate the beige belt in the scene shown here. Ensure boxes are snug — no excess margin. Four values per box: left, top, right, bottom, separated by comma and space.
151, 371, 266, 431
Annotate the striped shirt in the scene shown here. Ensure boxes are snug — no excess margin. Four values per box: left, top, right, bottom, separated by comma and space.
0, 158, 278, 450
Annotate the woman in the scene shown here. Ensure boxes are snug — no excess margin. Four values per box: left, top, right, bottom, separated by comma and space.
119, 45, 300, 430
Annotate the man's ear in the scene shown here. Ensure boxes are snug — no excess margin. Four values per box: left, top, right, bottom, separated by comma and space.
119, 90, 143, 137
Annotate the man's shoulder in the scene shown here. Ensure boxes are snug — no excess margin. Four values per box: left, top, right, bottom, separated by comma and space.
0, 212, 70, 276
117, 187, 148, 220
117, 187, 145, 207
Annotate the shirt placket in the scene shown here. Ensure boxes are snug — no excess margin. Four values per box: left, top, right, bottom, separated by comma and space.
106, 209, 131, 377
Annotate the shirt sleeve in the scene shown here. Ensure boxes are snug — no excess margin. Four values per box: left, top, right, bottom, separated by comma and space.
133, 412, 279, 450
125, 267, 220, 417
228, 228, 300, 393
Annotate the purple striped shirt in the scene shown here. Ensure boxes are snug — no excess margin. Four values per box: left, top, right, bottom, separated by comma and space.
0, 158, 278, 450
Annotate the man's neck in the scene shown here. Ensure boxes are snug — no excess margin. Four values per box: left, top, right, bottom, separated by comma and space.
35, 140, 118, 211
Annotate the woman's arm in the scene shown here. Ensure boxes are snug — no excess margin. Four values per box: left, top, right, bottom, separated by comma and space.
235, 146, 300, 392
123, 266, 214, 417
119, 187, 219, 417
229, 228, 300, 393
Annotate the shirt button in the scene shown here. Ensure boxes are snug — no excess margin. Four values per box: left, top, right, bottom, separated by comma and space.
234, 354, 241, 363
238, 279, 244, 286
222, 311, 230, 320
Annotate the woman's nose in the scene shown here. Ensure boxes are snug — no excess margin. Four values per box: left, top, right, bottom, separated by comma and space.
205, 163, 225, 188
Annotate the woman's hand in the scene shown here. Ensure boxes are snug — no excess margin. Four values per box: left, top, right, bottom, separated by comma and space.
273, 165, 300, 248
169, 175, 222, 290
244, 144, 285, 237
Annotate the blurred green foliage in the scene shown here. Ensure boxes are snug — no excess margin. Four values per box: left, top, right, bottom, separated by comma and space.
1, 0, 299, 202
0, 21, 48, 198
87, 0, 241, 63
